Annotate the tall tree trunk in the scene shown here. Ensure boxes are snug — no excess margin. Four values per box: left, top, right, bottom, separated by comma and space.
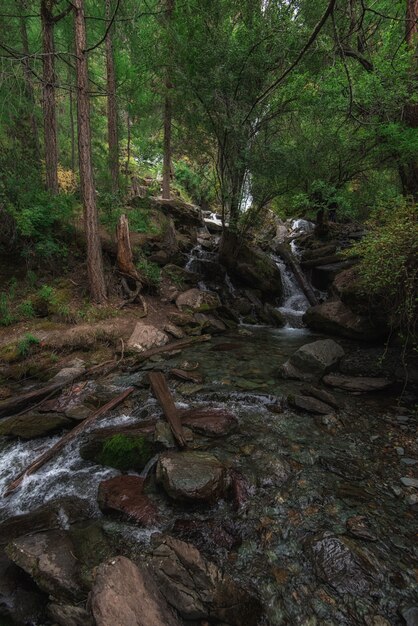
40, 0, 59, 194
402, 0, 418, 200
69, 77, 76, 174
162, 0, 174, 200
125, 109, 131, 177
73, 0, 107, 303
19, 1, 41, 160
106, 0, 119, 194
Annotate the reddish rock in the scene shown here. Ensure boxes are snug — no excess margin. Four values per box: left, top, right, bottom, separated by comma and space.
181, 407, 238, 437
229, 469, 252, 510
98, 476, 158, 526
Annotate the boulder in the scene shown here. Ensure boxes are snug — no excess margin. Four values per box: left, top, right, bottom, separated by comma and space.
156, 451, 227, 502
303, 300, 383, 340
152, 196, 203, 227
162, 264, 200, 287
127, 323, 169, 353
306, 533, 382, 595
79, 433, 156, 472
300, 385, 340, 410
181, 407, 238, 437
281, 339, 344, 381
311, 260, 356, 291
176, 288, 220, 312
0, 412, 72, 438
168, 311, 197, 327
98, 475, 159, 526
50, 358, 86, 383
149, 535, 262, 625
6, 531, 83, 601
0, 497, 90, 545
323, 374, 393, 392
89, 556, 181, 626
163, 323, 185, 339
288, 394, 334, 415
193, 312, 226, 333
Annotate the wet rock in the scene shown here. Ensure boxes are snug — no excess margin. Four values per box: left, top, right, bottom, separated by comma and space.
176, 288, 220, 312
307, 533, 382, 595
168, 310, 196, 327
281, 339, 344, 382
229, 469, 252, 510
0, 497, 90, 545
79, 432, 156, 472
400, 477, 418, 488
149, 535, 262, 625
127, 322, 169, 353
261, 458, 292, 487
0, 551, 48, 626
89, 555, 181, 626
65, 404, 91, 420
98, 475, 159, 526
263, 303, 286, 327
0, 412, 72, 438
172, 518, 242, 556
156, 451, 227, 502
288, 394, 334, 415
6, 531, 83, 601
323, 374, 393, 392
163, 323, 185, 339
181, 407, 238, 437
300, 385, 340, 410
401, 606, 418, 626
194, 312, 226, 333
47, 603, 94, 626
346, 516, 377, 541
320, 456, 369, 481
304, 300, 383, 340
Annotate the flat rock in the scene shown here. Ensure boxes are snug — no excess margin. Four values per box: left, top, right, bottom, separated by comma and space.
303, 300, 383, 340
300, 385, 340, 410
98, 475, 159, 526
288, 394, 334, 415
163, 323, 185, 339
281, 339, 344, 382
346, 515, 377, 541
176, 288, 220, 312
127, 322, 169, 353
181, 407, 238, 437
194, 312, 226, 333
323, 374, 393, 392
307, 533, 382, 595
6, 531, 82, 601
149, 535, 262, 625
89, 555, 181, 626
0, 412, 72, 438
156, 451, 227, 502
400, 477, 418, 488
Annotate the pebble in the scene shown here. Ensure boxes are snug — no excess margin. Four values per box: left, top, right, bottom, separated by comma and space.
395, 447, 405, 456
400, 458, 418, 466
400, 477, 418, 488
406, 493, 418, 506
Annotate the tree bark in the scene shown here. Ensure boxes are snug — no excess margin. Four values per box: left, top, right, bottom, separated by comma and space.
106, 0, 119, 194
116, 214, 140, 280
41, 0, 59, 194
19, 1, 41, 161
162, 0, 174, 199
73, 0, 107, 303
402, 0, 418, 200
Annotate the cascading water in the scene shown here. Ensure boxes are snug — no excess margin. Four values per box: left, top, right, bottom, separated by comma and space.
273, 255, 310, 329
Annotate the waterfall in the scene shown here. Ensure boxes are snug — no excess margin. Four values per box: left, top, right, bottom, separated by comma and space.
273, 255, 310, 329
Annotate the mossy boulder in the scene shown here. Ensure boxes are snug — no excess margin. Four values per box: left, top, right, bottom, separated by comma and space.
79, 433, 157, 472
0, 412, 73, 439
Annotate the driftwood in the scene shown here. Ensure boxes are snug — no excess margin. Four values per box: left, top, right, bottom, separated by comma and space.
130, 334, 211, 370
0, 360, 119, 420
149, 372, 186, 448
4, 387, 134, 497
276, 244, 318, 307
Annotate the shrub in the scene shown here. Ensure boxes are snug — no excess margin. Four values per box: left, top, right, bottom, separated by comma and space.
0, 293, 14, 326
137, 257, 161, 288
348, 200, 417, 345
17, 300, 36, 319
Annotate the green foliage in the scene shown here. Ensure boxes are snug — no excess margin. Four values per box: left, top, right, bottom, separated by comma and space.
17, 334, 40, 358
137, 256, 161, 288
174, 159, 217, 207
348, 201, 418, 343
0, 293, 14, 327
98, 434, 155, 472
17, 300, 36, 319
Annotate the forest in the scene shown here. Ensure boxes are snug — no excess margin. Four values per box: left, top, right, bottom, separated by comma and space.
0, 1, 417, 626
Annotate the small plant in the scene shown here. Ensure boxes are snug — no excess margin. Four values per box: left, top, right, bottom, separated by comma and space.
0, 293, 14, 326
137, 257, 161, 288
17, 333, 40, 358
17, 300, 35, 319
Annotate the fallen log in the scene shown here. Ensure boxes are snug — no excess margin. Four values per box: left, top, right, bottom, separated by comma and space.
276, 244, 318, 307
130, 334, 211, 370
148, 372, 186, 448
171, 369, 203, 384
300, 254, 345, 268
0, 359, 119, 420
3, 387, 134, 497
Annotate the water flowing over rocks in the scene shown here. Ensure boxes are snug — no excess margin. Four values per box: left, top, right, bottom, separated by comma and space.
89, 555, 181, 626
148, 535, 262, 625
97, 475, 159, 526
281, 338, 345, 381
157, 451, 227, 502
